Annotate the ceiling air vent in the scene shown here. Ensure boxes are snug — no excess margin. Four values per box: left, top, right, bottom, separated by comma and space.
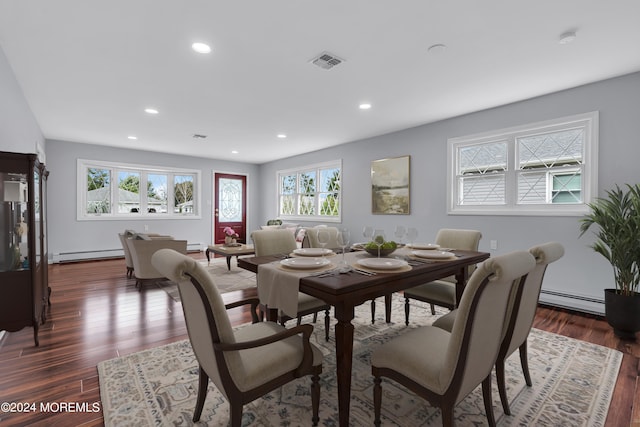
310, 51, 344, 70
192, 134, 207, 139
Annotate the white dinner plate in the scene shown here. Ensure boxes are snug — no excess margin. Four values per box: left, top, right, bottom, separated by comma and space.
407, 243, 440, 250
412, 250, 456, 260
293, 248, 333, 256
351, 242, 368, 250
357, 258, 408, 270
280, 257, 331, 269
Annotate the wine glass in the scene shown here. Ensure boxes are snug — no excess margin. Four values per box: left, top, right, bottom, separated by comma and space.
394, 225, 406, 244
372, 229, 386, 258
362, 226, 374, 243
406, 227, 418, 248
316, 229, 330, 257
336, 228, 351, 266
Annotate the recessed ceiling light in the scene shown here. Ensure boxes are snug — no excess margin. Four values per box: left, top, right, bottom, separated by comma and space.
192, 42, 212, 54
144, 108, 159, 114
127, 135, 137, 140
277, 134, 287, 139
427, 43, 447, 54
559, 31, 577, 44
231, 150, 239, 154
359, 103, 372, 110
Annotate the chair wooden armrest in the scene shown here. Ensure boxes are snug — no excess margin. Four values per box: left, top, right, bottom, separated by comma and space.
225, 297, 261, 323
214, 324, 315, 375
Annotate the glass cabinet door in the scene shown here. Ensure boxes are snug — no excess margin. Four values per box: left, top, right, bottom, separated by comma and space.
1, 172, 29, 271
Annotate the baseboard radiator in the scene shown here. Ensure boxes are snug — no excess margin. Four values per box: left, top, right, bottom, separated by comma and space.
51, 243, 204, 264
539, 288, 605, 316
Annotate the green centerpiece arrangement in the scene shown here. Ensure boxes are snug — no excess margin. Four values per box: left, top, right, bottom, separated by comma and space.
364, 237, 398, 257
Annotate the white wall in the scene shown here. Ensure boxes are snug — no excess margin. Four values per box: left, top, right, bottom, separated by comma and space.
45, 139, 261, 261
258, 71, 640, 314
0, 48, 44, 156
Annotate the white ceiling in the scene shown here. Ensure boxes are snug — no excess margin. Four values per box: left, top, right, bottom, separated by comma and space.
1, 1, 639, 164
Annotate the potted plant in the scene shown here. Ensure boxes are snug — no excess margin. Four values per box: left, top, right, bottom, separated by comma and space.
579, 183, 640, 339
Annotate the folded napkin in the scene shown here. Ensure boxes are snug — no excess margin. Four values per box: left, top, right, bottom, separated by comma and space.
257, 262, 311, 318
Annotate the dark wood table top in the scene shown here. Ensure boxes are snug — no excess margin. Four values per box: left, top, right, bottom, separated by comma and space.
238, 250, 490, 306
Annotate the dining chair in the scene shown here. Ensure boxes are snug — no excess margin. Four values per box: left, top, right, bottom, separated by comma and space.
250, 229, 331, 341
126, 237, 187, 290
403, 229, 482, 324
371, 250, 536, 427
151, 249, 323, 427
302, 226, 341, 250
433, 241, 564, 415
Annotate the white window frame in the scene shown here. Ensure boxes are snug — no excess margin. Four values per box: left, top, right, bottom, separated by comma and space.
77, 159, 201, 221
276, 159, 342, 223
447, 111, 598, 216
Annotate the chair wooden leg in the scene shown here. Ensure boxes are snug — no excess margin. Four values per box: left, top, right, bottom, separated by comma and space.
373, 375, 382, 427
297, 316, 302, 326
371, 299, 376, 324
192, 366, 209, 422
311, 372, 320, 426
312, 312, 318, 323
441, 404, 455, 427
496, 356, 511, 415
404, 297, 410, 325
230, 403, 243, 427
519, 341, 532, 386
430, 303, 436, 315
324, 309, 330, 341
482, 375, 496, 427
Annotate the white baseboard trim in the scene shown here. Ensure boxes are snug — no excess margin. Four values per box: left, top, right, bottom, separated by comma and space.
51, 243, 204, 263
539, 288, 605, 316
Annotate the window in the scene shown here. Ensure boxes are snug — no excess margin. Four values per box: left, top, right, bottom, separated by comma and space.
448, 111, 598, 216
78, 159, 200, 220
277, 160, 342, 222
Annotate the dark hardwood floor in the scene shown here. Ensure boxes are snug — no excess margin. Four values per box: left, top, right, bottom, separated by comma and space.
0, 254, 638, 426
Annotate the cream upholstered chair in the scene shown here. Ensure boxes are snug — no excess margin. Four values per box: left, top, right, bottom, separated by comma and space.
372, 250, 536, 427
119, 230, 174, 278
433, 241, 564, 415
126, 237, 187, 290
403, 229, 482, 323
251, 229, 298, 258
151, 249, 323, 427
302, 226, 341, 250
250, 229, 331, 341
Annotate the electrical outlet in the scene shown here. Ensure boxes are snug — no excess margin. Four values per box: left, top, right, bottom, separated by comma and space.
144, 224, 149, 232
490, 240, 497, 250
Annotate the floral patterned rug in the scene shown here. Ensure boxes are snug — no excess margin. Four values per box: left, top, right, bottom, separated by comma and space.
98, 296, 622, 426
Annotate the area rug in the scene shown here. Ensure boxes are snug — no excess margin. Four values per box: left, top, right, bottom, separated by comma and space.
155, 258, 256, 301
98, 297, 622, 426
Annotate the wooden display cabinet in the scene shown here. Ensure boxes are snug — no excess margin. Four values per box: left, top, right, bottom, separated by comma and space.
0, 151, 49, 346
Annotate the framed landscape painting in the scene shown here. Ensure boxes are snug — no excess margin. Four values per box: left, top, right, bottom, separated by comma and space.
371, 155, 410, 214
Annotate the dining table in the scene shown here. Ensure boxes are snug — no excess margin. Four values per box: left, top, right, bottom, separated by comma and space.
238, 247, 490, 427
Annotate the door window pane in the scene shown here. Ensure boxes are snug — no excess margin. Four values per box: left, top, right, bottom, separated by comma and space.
218, 178, 242, 222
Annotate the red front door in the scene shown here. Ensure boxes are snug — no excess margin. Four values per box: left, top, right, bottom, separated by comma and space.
213, 173, 247, 244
